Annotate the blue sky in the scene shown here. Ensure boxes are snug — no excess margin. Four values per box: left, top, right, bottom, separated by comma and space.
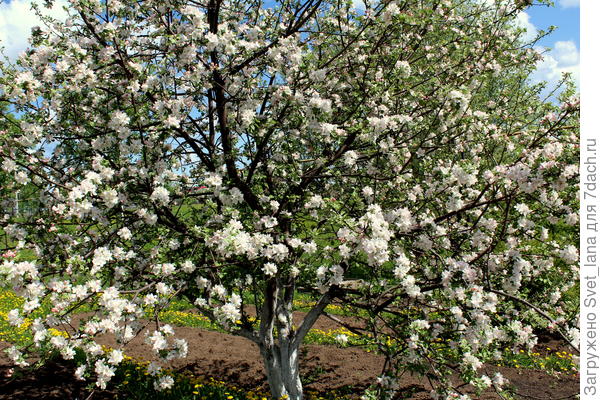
0, 0, 580, 94
525, 0, 580, 94
529, 1, 580, 47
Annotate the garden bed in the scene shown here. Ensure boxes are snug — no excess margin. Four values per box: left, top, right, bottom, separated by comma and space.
0, 312, 579, 400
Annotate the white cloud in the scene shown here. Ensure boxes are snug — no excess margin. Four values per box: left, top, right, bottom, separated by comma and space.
531, 40, 580, 95
509, 10, 580, 97
558, 0, 579, 8
0, 0, 68, 60
552, 40, 579, 65
514, 11, 537, 42
352, 0, 365, 10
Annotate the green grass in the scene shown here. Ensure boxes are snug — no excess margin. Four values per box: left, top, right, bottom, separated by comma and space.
496, 347, 577, 374
111, 359, 271, 400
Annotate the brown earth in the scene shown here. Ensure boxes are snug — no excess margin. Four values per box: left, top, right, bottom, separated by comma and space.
0, 312, 579, 400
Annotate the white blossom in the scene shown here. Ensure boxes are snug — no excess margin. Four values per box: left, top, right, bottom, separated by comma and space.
150, 186, 170, 205
92, 247, 112, 274
262, 262, 278, 276
154, 375, 175, 391
94, 360, 115, 389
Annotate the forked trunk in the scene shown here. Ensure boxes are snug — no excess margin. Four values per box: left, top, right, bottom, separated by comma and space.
256, 278, 333, 400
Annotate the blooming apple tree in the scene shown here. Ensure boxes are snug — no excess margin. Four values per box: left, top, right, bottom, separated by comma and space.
0, 0, 579, 399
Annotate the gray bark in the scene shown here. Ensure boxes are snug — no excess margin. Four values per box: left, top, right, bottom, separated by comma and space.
260, 341, 302, 400
256, 279, 335, 400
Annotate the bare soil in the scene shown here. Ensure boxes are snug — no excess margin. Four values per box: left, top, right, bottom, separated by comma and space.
0, 312, 578, 400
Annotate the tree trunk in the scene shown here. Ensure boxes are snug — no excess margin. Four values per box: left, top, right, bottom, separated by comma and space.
260, 339, 302, 400
256, 278, 334, 400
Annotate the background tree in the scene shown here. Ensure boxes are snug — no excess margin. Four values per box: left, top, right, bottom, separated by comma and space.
0, 0, 579, 399
0, 103, 43, 249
